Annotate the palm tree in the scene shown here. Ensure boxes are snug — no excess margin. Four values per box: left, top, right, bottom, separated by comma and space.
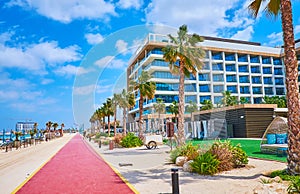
103, 98, 114, 136
162, 25, 205, 146
185, 100, 198, 122
112, 93, 122, 136
118, 89, 135, 135
263, 96, 287, 108
52, 122, 59, 136
168, 101, 179, 126
221, 91, 238, 107
201, 100, 213, 111
60, 123, 65, 136
129, 70, 156, 138
248, 0, 300, 174
46, 121, 52, 140
153, 98, 166, 132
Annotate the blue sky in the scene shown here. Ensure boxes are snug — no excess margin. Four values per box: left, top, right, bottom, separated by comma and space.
0, 0, 299, 130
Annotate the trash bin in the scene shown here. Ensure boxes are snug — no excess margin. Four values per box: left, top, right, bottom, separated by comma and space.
109, 140, 114, 150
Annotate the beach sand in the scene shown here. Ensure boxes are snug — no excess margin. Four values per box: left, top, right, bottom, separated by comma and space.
0, 134, 289, 194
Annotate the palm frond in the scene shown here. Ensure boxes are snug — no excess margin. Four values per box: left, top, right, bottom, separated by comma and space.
248, 0, 265, 18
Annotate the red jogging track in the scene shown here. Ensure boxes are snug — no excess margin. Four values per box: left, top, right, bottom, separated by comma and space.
15, 134, 136, 194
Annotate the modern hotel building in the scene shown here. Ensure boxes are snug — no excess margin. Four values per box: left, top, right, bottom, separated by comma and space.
126, 33, 300, 124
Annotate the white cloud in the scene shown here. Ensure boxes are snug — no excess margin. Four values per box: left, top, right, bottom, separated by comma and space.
41, 78, 54, 85
73, 84, 96, 95
94, 56, 127, 69
96, 83, 114, 94
295, 25, 300, 35
267, 31, 282, 45
231, 26, 254, 41
94, 56, 114, 68
0, 38, 82, 74
115, 39, 128, 53
54, 64, 89, 76
117, 0, 142, 9
85, 33, 104, 45
145, 0, 255, 38
5, 0, 117, 23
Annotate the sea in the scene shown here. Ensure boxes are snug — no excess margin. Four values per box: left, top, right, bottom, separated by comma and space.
0, 130, 41, 142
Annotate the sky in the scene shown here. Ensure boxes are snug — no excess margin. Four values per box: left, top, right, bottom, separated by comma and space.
0, 0, 300, 130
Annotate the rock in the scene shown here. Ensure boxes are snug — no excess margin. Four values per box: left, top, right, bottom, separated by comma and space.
175, 156, 187, 166
273, 176, 282, 183
183, 160, 193, 172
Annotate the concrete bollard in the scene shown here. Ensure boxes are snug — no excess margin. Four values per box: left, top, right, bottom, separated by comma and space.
171, 168, 179, 194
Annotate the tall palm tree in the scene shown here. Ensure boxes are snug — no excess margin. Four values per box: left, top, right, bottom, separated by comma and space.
168, 101, 179, 126
112, 93, 122, 136
185, 100, 198, 122
153, 98, 166, 132
118, 89, 135, 135
163, 25, 205, 146
52, 123, 59, 135
129, 70, 156, 138
248, 0, 300, 175
60, 123, 65, 136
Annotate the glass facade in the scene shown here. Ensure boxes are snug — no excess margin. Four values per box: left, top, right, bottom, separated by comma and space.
199, 84, 210, 92
155, 95, 178, 103
213, 74, 224, 82
156, 83, 178, 91
238, 65, 248, 72
200, 96, 211, 103
227, 85, 237, 93
263, 77, 273, 84
199, 73, 210, 81
214, 96, 223, 104
253, 87, 262, 94
212, 52, 222, 60
226, 75, 236, 82
238, 54, 247, 62
252, 76, 261, 84
263, 67, 272, 74
262, 57, 271, 64
264, 87, 274, 95
225, 53, 235, 61
251, 66, 260, 73
276, 88, 285, 95
239, 75, 249, 83
274, 68, 283, 75
226, 64, 236, 71
273, 58, 282, 65
250, 55, 259, 63
212, 63, 223, 71
185, 84, 196, 92
213, 85, 224, 93
275, 78, 284, 85
185, 95, 197, 103
240, 86, 250, 94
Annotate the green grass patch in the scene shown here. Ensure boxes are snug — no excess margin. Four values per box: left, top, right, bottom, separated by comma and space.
189, 139, 287, 163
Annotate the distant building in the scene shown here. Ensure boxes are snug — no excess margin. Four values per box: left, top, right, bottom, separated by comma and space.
16, 121, 35, 132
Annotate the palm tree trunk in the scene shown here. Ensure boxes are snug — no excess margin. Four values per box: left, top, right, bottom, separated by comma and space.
114, 105, 117, 137
178, 61, 186, 146
108, 116, 111, 136
138, 95, 144, 138
123, 108, 127, 135
281, 0, 300, 175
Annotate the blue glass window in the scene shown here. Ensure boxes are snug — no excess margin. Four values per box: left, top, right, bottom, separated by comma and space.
238, 65, 248, 72
150, 48, 163, 55
185, 95, 197, 103
251, 66, 260, 73
240, 86, 250, 94
185, 84, 196, 92
252, 76, 261, 84
212, 52, 222, 60
262, 57, 271, 64
238, 54, 248, 62
156, 83, 178, 91
153, 71, 179, 79
212, 63, 223, 71
155, 95, 178, 103
274, 68, 283, 75
263, 77, 273, 84
239, 75, 249, 83
226, 75, 237, 82
226, 64, 236, 72
253, 87, 262, 94
200, 96, 211, 103
213, 85, 224, 93
254, 97, 262, 104
186, 74, 196, 80
214, 96, 222, 104
264, 87, 273, 95
250, 55, 259, 63
225, 53, 235, 61
227, 85, 237, 93
273, 58, 282, 65
276, 88, 285, 95
199, 84, 210, 92
199, 73, 210, 81
152, 59, 168, 67
202, 62, 210, 70
213, 74, 224, 82
275, 78, 284, 85
263, 67, 272, 74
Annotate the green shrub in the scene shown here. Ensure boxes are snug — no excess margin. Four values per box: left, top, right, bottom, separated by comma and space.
120, 133, 143, 148
95, 133, 101, 139
209, 141, 233, 171
169, 143, 199, 163
231, 144, 248, 167
270, 169, 296, 181
99, 132, 109, 137
288, 177, 300, 194
190, 152, 220, 175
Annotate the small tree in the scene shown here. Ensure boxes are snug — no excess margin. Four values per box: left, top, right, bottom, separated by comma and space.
153, 98, 166, 132
185, 100, 198, 122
